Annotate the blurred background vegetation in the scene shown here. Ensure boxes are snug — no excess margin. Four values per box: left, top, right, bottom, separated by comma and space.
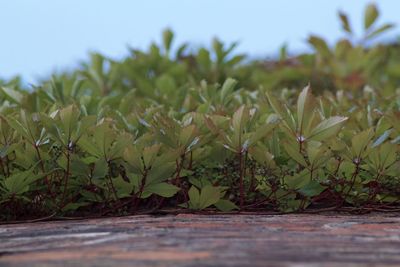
1, 2, 399, 99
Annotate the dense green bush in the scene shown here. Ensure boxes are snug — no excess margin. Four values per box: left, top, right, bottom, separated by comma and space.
1, 4, 399, 220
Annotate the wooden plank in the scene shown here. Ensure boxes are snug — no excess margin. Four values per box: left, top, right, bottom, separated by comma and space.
1, 213, 400, 266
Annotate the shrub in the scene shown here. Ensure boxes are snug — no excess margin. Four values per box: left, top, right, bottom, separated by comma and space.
0, 3, 399, 220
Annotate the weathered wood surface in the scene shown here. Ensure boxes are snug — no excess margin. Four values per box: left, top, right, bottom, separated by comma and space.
1, 213, 400, 266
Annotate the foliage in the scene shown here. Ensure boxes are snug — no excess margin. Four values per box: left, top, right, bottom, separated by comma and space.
0, 3, 399, 221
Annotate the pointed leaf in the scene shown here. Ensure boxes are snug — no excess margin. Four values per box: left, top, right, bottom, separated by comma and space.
297, 85, 315, 135
215, 199, 239, 212
364, 3, 379, 30
283, 142, 307, 167
308, 116, 348, 141
145, 183, 180, 198
339, 11, 352, 33
199, 185, 220, 209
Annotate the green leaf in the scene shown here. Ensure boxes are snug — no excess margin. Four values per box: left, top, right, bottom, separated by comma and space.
307, 116, 348, 141
74, 115, 97, 142
215, 199, 238, 212
199, 185, 220, 210
59, 105, 80, 141
232, 105, 249, 150
146, 162, 175, 184
4, 165, 44, 195
114, 176, 134, 198
162, 28, 174, 54
1, 87, 23, 104
92, 159, 108, 179
179, 125, 198, 148
338, 11, 352, 33
279, 43, 288, 61
7, 116, 31, 141
364, 3, 379, 30
220, 78, 237, 104
297, 84, 315, 135
364, 23, 394, 40
70, 156, 89, 176
372, 129, 392, 148
204, 115, 231, 147
283, 142, 307, 167
71, 79, 84, 98
368, 143, 397, 172
286, 169, 311, 190
78, 136, 102, 158
265, 91, 295, 132
379, 143, 397, 170
308, 35, 331, 58
306, 141, 328, 167
248, 145, 276, 168
188, 186, 200, 209
248, 123, 276, 147
123, 146, 144, 173
93, 123, 115, 158
109, 132, 132, 160
187, 185, 221, 210
232, 105, 248, 135
352, 128, 374, 158
298, 180, 325, 197
143, 144, 161, 168
145, 183, 180, 198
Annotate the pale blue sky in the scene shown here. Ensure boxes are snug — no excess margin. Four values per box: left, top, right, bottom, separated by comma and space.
1, 1, 398, 83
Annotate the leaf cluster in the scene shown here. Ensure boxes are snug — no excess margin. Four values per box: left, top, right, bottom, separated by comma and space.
0, 3, 399, 220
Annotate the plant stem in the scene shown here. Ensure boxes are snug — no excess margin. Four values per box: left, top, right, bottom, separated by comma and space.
188, 151, 193, 170
0, 157, 8, 177
60, 148, 71, 209
339, 162, 360, 207
108, 176, 119, 202
175, 154, 185, 186
238, 151, 245, 209
249, 166, 256, 193
133, 168, 148, 212
34, 144, 51, 194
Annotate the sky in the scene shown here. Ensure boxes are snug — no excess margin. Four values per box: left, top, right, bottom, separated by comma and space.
1, 0, 399, 84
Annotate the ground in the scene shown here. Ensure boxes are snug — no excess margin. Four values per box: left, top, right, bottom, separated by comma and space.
1, 213, 400, 266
